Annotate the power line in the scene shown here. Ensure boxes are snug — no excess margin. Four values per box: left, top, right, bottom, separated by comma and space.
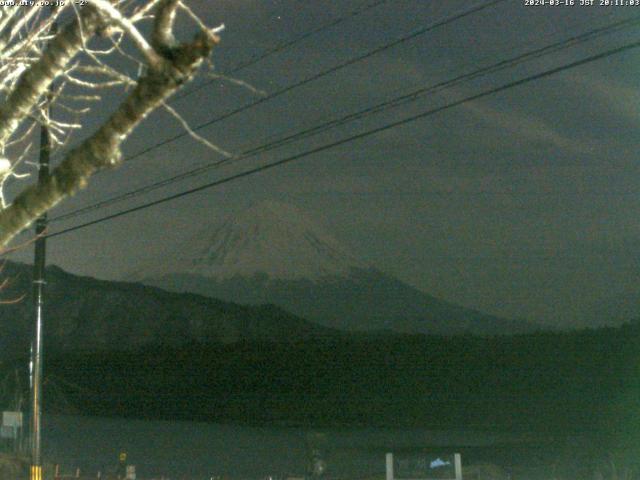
50, 0, 392, 164
46, 37, 640, 239
50, 13, 640, 224
172, 0, 392, 101
50, 0, 508, 222
119, 0, 507, 165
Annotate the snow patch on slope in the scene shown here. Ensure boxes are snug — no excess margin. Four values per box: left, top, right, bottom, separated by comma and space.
140, 200, 366, 281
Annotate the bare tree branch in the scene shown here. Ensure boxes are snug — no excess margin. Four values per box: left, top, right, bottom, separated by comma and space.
0, 5, 104, 150
0, 0, 221, 247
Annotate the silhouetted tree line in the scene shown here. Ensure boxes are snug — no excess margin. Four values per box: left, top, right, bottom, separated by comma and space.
39, 322, 640, 434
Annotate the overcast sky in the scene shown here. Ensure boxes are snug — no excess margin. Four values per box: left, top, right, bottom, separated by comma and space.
7, 0, 640, 328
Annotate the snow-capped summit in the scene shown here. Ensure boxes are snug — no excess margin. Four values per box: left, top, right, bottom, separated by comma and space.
137, 200, 538, 336
144, 200, 366, 281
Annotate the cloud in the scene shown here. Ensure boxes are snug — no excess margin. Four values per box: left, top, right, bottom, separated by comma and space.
564, 71, 640, 121
462, 100, 597, 155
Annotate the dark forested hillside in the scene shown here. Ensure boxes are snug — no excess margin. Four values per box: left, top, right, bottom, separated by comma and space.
42, 324, 640, 434
0, 261, 338, 361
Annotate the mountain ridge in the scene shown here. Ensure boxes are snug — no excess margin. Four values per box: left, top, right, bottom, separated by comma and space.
137, 200, 541, 336
0, 261, 339, 361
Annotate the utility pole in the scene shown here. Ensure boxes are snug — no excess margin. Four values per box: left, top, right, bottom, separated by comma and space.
29, 103, 50, 480
30, 11, 56, 480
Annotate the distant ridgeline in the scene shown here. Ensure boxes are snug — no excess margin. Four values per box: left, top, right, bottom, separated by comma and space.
42, 323, 640, 436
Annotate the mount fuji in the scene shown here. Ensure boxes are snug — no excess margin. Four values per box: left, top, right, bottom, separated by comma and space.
135, 200, 537, 336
